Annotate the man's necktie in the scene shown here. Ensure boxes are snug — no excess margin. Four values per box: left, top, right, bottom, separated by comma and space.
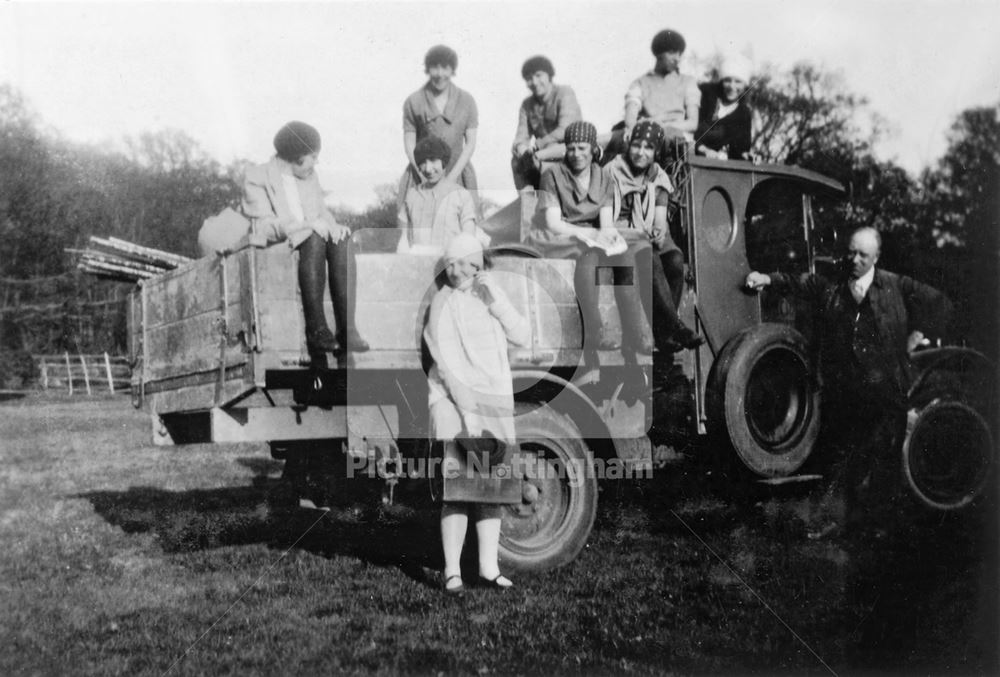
850, 279, 866, 304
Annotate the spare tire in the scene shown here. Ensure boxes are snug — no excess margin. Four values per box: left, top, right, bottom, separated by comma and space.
707, 323, 820, 477
903, 400, 993, 511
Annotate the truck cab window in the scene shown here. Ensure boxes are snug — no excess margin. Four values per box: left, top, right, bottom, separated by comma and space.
744, 180, 809, 275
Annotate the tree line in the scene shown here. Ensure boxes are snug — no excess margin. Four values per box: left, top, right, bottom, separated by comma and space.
0, 63, 996, 362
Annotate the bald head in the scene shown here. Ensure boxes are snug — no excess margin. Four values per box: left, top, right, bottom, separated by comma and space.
847, 227, 881, 279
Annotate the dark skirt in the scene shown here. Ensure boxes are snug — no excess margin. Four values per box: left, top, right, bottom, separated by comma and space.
525, 223, 653, 262
523, 224, 590, 259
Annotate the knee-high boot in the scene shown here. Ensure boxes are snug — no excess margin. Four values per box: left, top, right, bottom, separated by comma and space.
661, 250, 685, 310
328, 237, 369, 352
299, 233, 337, 353
646, 251, 682, 342
652, 249, 702, 351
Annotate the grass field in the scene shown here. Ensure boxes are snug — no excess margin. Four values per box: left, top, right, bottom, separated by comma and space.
1, 391, 995, 676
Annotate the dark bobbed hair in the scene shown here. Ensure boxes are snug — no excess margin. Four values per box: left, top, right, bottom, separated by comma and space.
521, 55, 555, 80
413, 135, 452, 167
651, 29, 686, 56
273, 121, 321, 163
424, 45, 458, 71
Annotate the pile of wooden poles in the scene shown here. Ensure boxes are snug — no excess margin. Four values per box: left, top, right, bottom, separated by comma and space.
71, 236, 193, 282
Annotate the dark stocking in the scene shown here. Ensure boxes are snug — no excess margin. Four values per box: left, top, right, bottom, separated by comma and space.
613, 244, 653, 353
328, 236, 368, 351
574, 249, 609, 360
298, 233, 333, 345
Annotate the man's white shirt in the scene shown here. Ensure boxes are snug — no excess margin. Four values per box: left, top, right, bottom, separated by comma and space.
851, 266, 875, 303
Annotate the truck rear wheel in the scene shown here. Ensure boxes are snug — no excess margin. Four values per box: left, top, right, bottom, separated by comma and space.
707, 323, 820, 477
499, 402, 597, 572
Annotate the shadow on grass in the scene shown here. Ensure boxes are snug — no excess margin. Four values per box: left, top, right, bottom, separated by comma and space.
0, 391, 27, 403
596, 453, 998, 675
596, 452, 819, 540
76, 460, 443, 586
841, 503, 999, 674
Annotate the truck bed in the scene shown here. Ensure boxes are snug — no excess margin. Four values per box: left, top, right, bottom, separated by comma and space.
130, 239, 649, 417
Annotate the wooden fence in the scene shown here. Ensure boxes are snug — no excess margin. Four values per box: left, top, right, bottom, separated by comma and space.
37, 353, 130, 394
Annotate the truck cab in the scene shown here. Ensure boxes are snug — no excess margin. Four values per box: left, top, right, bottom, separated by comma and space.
680, 155, 844, 476
484, 153, 847, 478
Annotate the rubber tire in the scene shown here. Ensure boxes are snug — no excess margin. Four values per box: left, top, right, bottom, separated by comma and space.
706, 323, 820, 478
903, 400, 994, 511
498, 402, 598, 572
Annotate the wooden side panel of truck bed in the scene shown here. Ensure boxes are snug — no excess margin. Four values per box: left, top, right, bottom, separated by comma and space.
131, 239, 636, 416
143, 255, 252, 381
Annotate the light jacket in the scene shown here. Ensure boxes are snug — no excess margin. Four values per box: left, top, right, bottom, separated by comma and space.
423, 280, 531, 443
241, 157, 335, 249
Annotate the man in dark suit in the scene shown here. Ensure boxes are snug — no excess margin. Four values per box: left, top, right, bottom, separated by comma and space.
745, 226, 952, 536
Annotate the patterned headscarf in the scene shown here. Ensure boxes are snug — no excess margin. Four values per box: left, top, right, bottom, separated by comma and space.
630, 120, 665, 149
564, 121, 598, 149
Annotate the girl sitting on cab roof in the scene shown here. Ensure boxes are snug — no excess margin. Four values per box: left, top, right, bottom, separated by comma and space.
695, 53, 755, 160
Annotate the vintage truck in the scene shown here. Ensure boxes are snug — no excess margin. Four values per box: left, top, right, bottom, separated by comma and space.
129, 154, 995, 571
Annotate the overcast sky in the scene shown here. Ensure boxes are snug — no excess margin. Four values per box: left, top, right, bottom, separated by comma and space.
2, 0, 998, 210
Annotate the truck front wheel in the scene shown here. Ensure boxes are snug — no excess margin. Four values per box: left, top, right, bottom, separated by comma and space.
904, 400, 993, 510
707, 323, 820, 477
499, 402, 598, 572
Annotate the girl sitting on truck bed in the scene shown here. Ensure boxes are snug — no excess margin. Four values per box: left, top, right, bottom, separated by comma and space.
525, 120, 652, 382
241, 121, 369, 358
396, 135, 488, 254
607, 119, 703, 352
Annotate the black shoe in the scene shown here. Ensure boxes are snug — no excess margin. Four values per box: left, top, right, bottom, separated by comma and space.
659, 338, 683, 354
306, 327, 338, 353
443, 575, 465, 597
337, 328, 370, 353
671, 326, 704, 350
477, 574, 513, 590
